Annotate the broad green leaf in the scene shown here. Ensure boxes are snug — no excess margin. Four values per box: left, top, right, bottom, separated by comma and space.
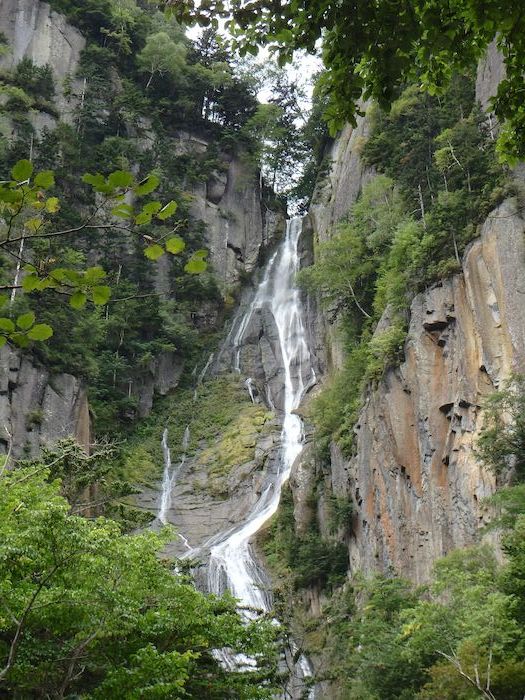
82, 172, 106, 188
157, 201, 178, 220
0, 336, 6, 348
27, 323, 53, 341
11, 159, 33, 182
37, 277, 58, 290
165, 236, 185, 254
82, 172, 112, 194
70, 291, 87, 309
92, 285, 111, 305
22, 274, 41, 292
84, 267, 106, 283
0, 318, 15, 333
11, 332, 29, 348
24, 217, 43, 232
135, 174, 160, 196
144, 244, 164, 260
34, 170, 55, 189
0, 294, 8, 308
108, 170, 134, 189
49, 268, 69, 282
16, 312, 35, 331
135, 211, 152, 225
184, 258, 207, 274
62, 269, 82, 285
111, 203, 134, 219
142, 201, 162, 216
192, 249, 208, 259
44, 197, 60, 214
45, 197, 60, 213
23, 264, 37, 273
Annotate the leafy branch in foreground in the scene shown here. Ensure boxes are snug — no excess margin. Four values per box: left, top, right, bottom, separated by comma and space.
168, 0, 525, 162
0, 159, 208, 348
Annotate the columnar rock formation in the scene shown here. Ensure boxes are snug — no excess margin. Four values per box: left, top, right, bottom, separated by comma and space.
289, 42, 522, 585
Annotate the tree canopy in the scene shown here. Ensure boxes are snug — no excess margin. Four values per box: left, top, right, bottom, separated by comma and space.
0, 457, 278, 697
170, 0, 525, 161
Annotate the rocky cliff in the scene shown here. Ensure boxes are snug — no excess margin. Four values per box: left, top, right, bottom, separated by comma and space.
325, 202, 524, 583
0, 345, 90, 457
287, 42, 522, 590
0, 0, 283, 454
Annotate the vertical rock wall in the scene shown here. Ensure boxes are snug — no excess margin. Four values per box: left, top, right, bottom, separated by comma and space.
0, 0, 86, 122
292, 41, 522, 584
0, 346, 90, 457
342, 202, 525, 582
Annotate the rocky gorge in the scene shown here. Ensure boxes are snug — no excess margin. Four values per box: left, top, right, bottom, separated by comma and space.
1, 1, 525, 697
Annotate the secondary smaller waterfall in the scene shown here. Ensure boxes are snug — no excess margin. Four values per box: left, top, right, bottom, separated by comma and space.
157, 425, 190, 525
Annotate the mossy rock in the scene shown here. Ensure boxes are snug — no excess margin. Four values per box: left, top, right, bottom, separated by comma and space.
117, 373, 273, 492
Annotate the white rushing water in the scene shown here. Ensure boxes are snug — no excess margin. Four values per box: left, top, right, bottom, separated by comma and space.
206, 217, 316, 695
158, 424, 190, 526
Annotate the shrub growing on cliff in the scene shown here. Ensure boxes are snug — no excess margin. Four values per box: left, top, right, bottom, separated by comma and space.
477, 375, 525, 483
263, 486, 348, 591
307, 543, 525, 699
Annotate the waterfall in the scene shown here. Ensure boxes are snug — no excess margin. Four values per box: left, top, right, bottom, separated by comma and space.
157, 425, 190, 526
159, 348, 213, 528
245, 377, 256, 403
204, 217, 317, 695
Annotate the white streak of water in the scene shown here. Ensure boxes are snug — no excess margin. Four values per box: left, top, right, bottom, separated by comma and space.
245, 377, 256, 403
157, 425, 190, 525
205, 218, 317, 696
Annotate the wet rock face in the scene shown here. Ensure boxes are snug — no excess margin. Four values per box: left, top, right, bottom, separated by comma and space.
138, 414, 283, 562
0, 346, 90, 458
213, 221, 322, 414
190, 155, 285, 291
329, 201, 525, 583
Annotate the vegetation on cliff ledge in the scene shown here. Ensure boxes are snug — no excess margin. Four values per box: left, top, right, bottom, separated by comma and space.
299, 73, 510, 458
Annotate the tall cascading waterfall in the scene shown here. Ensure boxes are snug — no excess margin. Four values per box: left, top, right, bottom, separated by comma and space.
201, 217, 317, 695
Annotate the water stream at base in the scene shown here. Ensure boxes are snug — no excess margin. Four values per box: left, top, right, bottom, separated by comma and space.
158, 425, 190, 535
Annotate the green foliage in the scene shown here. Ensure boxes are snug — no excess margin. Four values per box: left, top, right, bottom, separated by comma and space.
175, 0, 525, 161
298, 428, 525, 697
137, 31, 187, 89
477, 375, 525, 482
305, 540, 525, 700
115, 374, 265, 490
308, 337, 369, 458
327, 495, 354, 534
0, 159, 196, 352
300, 78, 504, 456
17, 438, 151, 528
241, 67, 308, 196
262, 485, 348, 591
11, 57, 55, 101
0, 463, 278, 697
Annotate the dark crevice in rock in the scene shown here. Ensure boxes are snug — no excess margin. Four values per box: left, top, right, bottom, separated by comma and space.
227, 241, 244, 263
423, 320, 449, 333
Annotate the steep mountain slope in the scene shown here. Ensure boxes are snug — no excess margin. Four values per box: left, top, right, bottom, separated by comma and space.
0, 0, 284, 456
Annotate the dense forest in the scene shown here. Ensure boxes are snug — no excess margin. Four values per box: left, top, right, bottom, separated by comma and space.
1, 1, 525, 698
